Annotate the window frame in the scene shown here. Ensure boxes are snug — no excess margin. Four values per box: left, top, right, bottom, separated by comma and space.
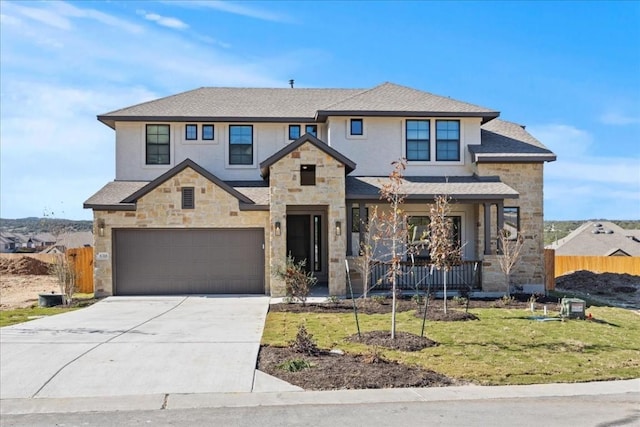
185, 124, 198, 141
407, 215, 461, 259
182, 187, 195, 209
435, 120, 461, 161
289, 124, 301, 140
228, 124, 254, 166
351, 206, 369, 233
305, 124, 317, 137
145, 124, 170, 165
202, 124, 215, 141
300, 164, 316, 186
405, 120, 430, 162
502, 207, 520, 241
350, 118, 363, 136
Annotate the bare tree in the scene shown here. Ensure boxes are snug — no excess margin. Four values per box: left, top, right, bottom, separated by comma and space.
427, 195, 462, 314
497, 227, 525, 297
354, 206, 383, 299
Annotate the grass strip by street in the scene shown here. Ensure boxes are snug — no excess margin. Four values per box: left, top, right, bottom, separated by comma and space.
262, 305, 640, 385
0, 293, 98, 327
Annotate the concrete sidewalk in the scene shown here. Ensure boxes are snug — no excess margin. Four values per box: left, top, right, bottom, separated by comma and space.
0, 296, 271, 399
1, 379, 638, 415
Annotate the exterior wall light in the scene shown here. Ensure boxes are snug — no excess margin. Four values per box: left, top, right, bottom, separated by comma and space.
335, 221, 341, 236
275, 221, 281, 236
97, 219, 105, 237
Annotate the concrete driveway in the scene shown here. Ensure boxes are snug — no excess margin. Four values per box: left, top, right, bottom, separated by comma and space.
0, 296, 272, 399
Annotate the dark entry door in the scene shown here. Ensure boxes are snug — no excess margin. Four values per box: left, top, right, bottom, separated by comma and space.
286, 214, 326, 281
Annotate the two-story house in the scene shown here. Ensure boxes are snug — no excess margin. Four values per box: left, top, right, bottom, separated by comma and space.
84, 82, 556, 297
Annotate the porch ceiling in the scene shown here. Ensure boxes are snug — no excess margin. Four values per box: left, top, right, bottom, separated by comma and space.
345, 175, 518, 201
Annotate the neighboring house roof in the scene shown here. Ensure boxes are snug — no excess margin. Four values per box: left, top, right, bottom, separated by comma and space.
548, 221, 640, 256
31, 233, 56, 244
97, 82, 499, 128
346, 175, 519, 201
259, 133, 356, 177
55, 231, 94, 249
472, 119, 556, 163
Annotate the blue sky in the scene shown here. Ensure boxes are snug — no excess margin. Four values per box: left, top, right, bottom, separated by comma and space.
1, 0, 639, 221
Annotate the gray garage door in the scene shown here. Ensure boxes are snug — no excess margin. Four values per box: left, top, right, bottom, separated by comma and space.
114, 229, 264, 295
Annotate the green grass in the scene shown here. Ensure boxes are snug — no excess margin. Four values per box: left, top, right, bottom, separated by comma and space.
262, 305, 640, 385
0, 294, 99, 327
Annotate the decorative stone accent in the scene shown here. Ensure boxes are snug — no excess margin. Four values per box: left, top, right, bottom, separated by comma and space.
269, 142, 347, 296
92, 166, 269, 297
475, 162, 546, 291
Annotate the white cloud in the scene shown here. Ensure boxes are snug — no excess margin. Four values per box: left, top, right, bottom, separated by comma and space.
138, 10, 189, 30
171, 0, 291, 23
529, 123, 640, 220
599, 111, 640, 125
2, 1, 72, 30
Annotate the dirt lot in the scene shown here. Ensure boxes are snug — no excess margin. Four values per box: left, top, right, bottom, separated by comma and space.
0, 256, 60, 309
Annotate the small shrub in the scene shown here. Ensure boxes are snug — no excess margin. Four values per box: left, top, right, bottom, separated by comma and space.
325, 295, 340, 304
452, 295, 468, 306
274, 255, 317, 305
411, 294, 424, 305
282, 296, 293, 304
371, 295, 386, 305
290, 324, 319, 356
528, 294, 539, 305
501, 295, 516, 306
362, 346, 384, 364
277, 358, 313, 372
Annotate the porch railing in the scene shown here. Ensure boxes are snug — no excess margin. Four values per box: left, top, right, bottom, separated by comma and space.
368, 260, 481, 292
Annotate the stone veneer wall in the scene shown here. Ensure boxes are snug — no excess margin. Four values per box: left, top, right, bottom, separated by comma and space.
92, 167, 269, 296
268, 142, 347, 296
475, 162, 546, 292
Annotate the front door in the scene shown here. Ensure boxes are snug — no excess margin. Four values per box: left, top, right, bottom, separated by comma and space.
286, 213, 327, 282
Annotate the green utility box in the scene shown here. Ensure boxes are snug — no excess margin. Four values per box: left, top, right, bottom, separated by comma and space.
560, 298, 586, 319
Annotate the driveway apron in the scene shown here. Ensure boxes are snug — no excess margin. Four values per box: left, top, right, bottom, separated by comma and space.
0, 296, 270, 399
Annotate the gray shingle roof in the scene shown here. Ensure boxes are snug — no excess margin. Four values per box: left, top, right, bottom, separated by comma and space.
548, 221, 640, 256
318, 82, 498, 121
98, 82, 500, 128
346, 175, 518, 200
83, 181, 147, 210
473, 119, 556, 162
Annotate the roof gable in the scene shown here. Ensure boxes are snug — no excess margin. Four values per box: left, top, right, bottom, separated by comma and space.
122, 159, 253, 205
259, 134, 356, 178
316, 82, 499, 123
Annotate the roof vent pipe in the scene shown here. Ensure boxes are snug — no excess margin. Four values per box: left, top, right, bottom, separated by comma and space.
289, 79, 294, 88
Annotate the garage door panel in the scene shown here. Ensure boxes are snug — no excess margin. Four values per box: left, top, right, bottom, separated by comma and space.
114, 229, 264, 295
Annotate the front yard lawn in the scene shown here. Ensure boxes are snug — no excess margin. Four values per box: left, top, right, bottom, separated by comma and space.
261, 304, 640, 386
0, 294, 99, 327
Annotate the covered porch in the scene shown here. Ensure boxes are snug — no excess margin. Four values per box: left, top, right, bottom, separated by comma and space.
344, 175, 519, 294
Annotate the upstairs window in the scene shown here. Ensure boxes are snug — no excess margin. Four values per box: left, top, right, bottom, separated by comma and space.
202, 124, 215, 140
406, 120, 430, 161
146, 124, 170, 165
289, 125, 301, 140
436, 120, 460, 161
350, 118, 363, 136
185, 124, 197, 140
229, 125, 253, 165
182, 187, 195, 209
300, 164, 316, 186
305, 125, 317, 137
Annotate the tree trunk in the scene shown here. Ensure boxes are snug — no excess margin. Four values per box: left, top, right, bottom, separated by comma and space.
443, 271, 448, 314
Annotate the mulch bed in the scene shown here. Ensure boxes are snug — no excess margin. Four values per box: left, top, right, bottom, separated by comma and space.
346, 330, 437, 351
257, 345, 457, 390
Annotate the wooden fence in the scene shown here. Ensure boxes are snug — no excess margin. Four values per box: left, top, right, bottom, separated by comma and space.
1, 248, 94, 294
544, 249, 555, 291
554, 253, 640, 277
67, 247, 94, 293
